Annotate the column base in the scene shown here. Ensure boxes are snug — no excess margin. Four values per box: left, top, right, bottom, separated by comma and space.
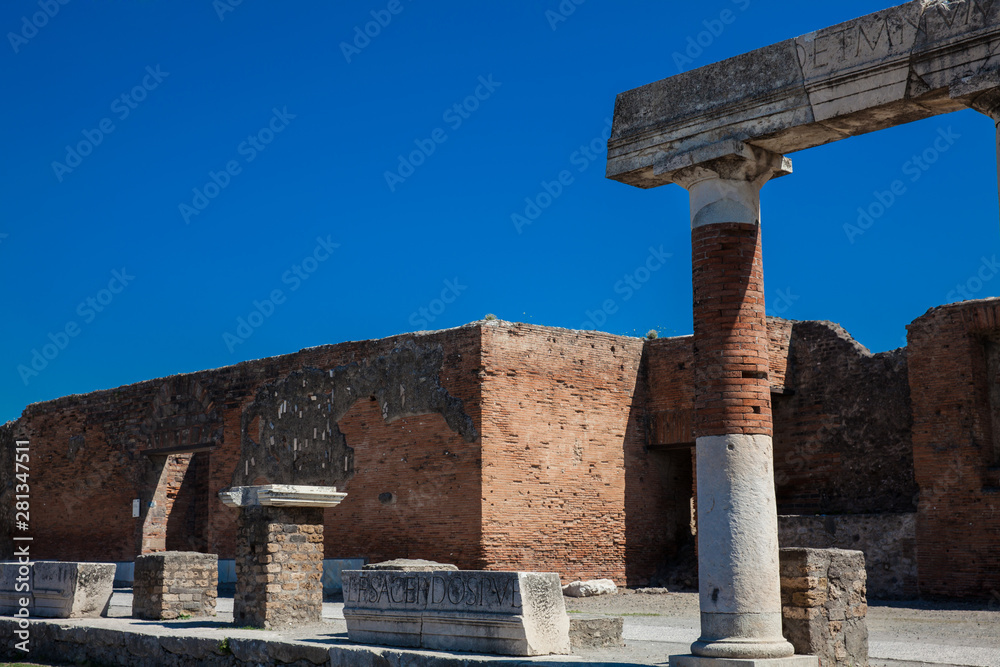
670, 655, 818, 667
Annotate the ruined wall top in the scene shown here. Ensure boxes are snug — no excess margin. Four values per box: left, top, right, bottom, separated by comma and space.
608, 0, 1000, 188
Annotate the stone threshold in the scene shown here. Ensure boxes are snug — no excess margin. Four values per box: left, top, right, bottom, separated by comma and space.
0, 617, 646, 667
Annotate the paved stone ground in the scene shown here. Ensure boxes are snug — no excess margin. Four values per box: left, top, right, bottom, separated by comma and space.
6, 589, 992, 667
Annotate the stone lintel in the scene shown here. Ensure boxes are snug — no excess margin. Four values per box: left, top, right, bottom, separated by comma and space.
219, 484, 346, 508
670, 656, 819, 667
608, 0, 1000, 189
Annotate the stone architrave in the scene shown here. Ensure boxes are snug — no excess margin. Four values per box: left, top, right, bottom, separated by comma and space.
342, 570, 571, 656
607, 0, 1000, 190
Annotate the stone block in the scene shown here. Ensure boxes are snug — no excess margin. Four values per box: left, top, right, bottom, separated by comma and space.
0, 561, 114, 618
343, 570, 571, 656
562, 579, 617, 597
780, 548, 868, 667
133, 552, 218, 620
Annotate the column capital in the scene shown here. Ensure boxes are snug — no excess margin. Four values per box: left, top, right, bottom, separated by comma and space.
950, 71, 1000, 122
666, 143, 791, 230
657, 141, 792, 190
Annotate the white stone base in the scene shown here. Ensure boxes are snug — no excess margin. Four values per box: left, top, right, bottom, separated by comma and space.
670, 655, 818, 666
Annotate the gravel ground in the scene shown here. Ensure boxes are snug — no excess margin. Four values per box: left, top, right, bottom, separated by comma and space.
564, 591, 1000, 667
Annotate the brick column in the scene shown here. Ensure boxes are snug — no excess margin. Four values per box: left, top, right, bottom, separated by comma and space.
672, 146, 798, 662
234, 505, 324, 628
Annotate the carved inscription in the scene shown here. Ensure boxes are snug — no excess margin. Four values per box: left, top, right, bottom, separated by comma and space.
343, 571, 521, 611
796, 13, 919, 74
926, 0, 997, 31
796, 0, 999, 77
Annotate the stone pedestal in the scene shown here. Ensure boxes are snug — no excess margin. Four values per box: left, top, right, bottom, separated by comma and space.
220, 484, 346, 629
780, 549, 869, 667
132, 551, 217, 620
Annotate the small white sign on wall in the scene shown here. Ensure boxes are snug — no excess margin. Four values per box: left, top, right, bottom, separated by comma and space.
132, 499, 140, 518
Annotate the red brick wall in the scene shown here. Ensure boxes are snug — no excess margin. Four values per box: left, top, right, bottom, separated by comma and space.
479, 322, 645, 585
6, 328, 484, 569
908, 301, 1000, 598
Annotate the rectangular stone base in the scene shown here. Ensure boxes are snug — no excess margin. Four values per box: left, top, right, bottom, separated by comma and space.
670, 656, 819, 667
343, 570, 571, 656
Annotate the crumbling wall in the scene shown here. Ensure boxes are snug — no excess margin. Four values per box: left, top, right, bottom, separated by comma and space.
8, 326, 484, 568
908, 300, 1000, 598
772, 320, 916, 515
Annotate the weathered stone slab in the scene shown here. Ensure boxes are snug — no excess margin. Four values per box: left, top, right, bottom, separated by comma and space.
364, 559, 459, 572
0, 562, 114, 618
343, 570, 571, 656
608, 0, 1000, 189
219, 484, 346, 508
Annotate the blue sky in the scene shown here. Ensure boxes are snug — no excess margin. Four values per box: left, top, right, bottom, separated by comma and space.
2, 0, 997, 423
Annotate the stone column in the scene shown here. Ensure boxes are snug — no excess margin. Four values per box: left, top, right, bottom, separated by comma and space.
219, 484, 345, 629
669, 146, 808, 664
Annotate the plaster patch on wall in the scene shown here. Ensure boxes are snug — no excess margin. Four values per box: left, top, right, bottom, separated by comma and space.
230, 340, 478, 488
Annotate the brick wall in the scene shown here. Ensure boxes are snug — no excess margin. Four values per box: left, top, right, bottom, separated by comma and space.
4, 327, 484, 570
771, 320, 915, 515
479, 322, 645, 585
908, 300, 1000, 598
5, 308, 997, 599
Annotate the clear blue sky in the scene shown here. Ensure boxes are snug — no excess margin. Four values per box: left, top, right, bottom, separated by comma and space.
2, 0, 997, 423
